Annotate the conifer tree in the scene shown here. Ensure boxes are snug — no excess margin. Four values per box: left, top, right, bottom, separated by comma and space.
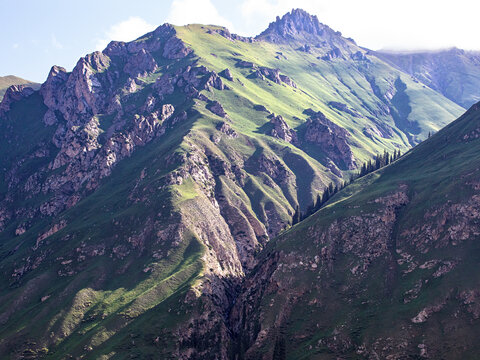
292, 205, 300, 225
321, 189, 329, 204
273, 337, 286, 360
328, 182, 334, 195
315, 194, 322, 211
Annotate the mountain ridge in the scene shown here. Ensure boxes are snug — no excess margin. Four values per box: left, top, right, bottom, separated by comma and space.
0, 9, 475, 359
376, 47, 480, 108
0, 75, 40, 101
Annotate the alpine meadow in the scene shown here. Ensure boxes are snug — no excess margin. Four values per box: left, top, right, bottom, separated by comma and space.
1, 6, 480, 359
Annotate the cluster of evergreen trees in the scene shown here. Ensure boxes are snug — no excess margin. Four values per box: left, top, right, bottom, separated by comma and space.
358, 149, 401, 177
291, 149, 401, 226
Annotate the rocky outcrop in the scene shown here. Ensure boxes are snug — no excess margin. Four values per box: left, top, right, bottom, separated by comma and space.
207, 27, 255, 43
303, 110, 356, 169
268, 114, 298, 144
123, 48, 158, 77
321, 47, 344, 61
257, 8, 339, 42
216, 121, 237, 138
0, 26, 218, 234
0, 85, 35, 115
328, 101, 361, 117
219, 68, 234, 81
163, 36, 192, 59
207, 100, 228, 118
235, 59, 297, 88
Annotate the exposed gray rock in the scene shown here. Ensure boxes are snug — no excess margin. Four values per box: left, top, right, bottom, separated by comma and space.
207, 27, 255, 43
154, 73, 175, 98
304, 110, 356, 169
207, 100, 228, 118
0, 85, 35, 115
321, 47, 344, 61
219, 68, 234, 81
43, 108, 58, 126
268, 114, 298, 144
163, 36, 192, 59
216, 121, 238, 138
123, 49, 158, 77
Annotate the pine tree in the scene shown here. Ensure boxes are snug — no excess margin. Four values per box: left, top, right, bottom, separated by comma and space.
315, 194, 322, 211
292, 205, 300, 225
367, 159, 373, 173
360, 163, 366, 177
272, 337, 286, 360
321, 189, 329, 204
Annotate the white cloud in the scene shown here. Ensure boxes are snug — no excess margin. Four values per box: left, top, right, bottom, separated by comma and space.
166, 0, 234, 31
51, 34, 63, 49
237, 0, 480, 51
12, 43, 19, 49
95, 17, 156, 51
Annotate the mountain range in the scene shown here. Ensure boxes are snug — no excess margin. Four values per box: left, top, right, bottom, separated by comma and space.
0, 8, 479, 359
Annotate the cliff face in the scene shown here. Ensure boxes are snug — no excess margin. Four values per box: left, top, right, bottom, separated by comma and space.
0, 10, 469, 360
231, 103, 480, 359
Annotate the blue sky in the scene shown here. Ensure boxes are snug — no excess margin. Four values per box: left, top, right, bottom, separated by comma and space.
3, 0, 480, 83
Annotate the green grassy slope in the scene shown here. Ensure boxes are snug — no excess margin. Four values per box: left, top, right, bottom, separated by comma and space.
0, 16, 470, 359
177, 25, 463, 152
236, 102, 480, 359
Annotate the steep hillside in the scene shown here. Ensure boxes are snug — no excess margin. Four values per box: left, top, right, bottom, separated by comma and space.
0, 9, 465, 359
232, 101, 480, 359
0, 75, 39, 100
377, 48, 480, 108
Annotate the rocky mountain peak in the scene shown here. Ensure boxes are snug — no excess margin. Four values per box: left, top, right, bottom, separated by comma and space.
257, 8, 340, 43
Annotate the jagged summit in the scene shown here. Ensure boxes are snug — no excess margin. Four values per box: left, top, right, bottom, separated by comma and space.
257, 8, 342, 43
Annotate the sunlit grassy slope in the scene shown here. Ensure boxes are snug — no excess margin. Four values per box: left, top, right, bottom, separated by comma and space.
176, 25, 463, 158
245, 102, 480, 359
0, 22, 469, 359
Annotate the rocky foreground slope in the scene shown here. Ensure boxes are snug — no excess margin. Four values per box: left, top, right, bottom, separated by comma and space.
0, 9, 468, 359
232, 102, 480, 359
